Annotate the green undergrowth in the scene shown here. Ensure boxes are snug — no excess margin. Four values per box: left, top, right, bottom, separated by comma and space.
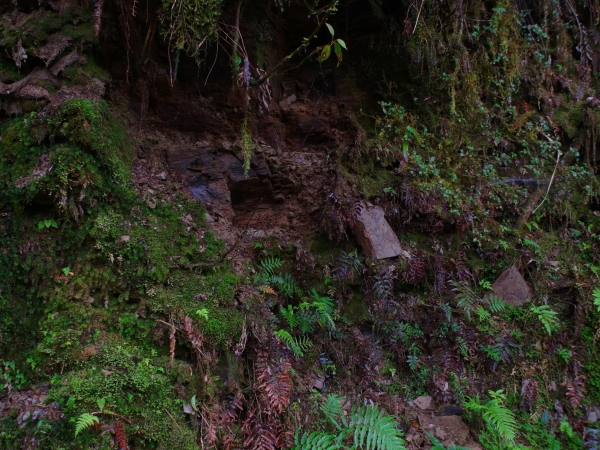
0, 97, 244, 448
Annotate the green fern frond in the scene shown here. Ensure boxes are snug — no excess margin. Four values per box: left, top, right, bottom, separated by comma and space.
593, 288, 600, 312
529, 304, 560, 336
292, 429, 344, 450
309, 289, 337, 329
281, 305, 298, 330
485, 295, 507, 314
258, 256, 284, 277
274, 329, 313, 356
465, 390, 517, 443
320, 394, 347, 430
74, 412, 99, 437
450, 281, 479, 319
279, 272, 302, 298
349, 404, 405, 450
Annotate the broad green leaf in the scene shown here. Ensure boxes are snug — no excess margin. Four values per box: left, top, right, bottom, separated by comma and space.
319, 44, 331, 63
336, 38, 347, 50
333, 42, 342, 65
234, 54, 242, 65
326, 23, 335, 36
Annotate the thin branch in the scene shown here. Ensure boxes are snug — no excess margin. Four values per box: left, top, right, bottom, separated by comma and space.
250, 3, 335, 85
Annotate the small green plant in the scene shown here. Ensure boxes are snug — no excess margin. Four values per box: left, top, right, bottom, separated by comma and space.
593, 288, 600, 312
318, 23, 347, 66
529, 304, 560, 336
556, 348, 572, 364
38, 219, 58, 230
465, 390, 517, 443
479, 279, 493, 290
274, 329, 313, 357
74, 413, 99, 437
195, 308, 209, 321
293, 394, 405, 450
485, 295, 507, 314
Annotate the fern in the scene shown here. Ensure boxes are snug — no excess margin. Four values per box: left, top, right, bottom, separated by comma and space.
593, 288, 600, 312
298, 396, 405, 450
349, 404, 406, 450
450, 280, 479, 319
292, 430, 344, 450
465, 390, 517, 443
277, 272, 302, 298
74, 412, 99, 437
281, 305, 299, 330
485, 295, 507, 314
320, 394, 347, 430
274, 329, 313, 356
529, 304, 560, 335
258, 256, 284, 277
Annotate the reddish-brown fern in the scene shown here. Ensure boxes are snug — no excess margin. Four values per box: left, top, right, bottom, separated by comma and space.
403, 254, 426, 285
520, 379, 539, 412
565, 377, 585, 410
114, 421, 127, 450
256, 350, 293, 415
242, 412, 277, 450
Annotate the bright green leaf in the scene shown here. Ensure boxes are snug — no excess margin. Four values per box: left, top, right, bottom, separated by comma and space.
326, 23, 334, 36
336, 38, 347, 50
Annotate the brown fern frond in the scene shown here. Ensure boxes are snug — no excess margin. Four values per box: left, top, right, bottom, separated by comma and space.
114, 421, 128, 450
454, 250, 475, 284
258, 285, 277, 296
242, 412, 277, 450
93, 0, 104, 38
403, 254, 426, 285
256, 349, 293, 415
182, 316, 208, 364
439, 347, 462, 374
520, 379, 539, 412
275, 421, 294, 448
169, 321, 176, 367
565, 377, 585, 410
203, 404, 219, 447
433, 257, 448, 294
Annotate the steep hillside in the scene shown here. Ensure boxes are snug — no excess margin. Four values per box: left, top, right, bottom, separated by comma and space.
1, 0, 600, 449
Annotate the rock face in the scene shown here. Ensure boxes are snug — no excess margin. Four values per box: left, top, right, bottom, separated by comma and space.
413, 395, 434, 410
353, 203, 403, 260
485, 266, 532, 306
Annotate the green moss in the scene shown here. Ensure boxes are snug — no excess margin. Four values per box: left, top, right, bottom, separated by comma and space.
340, 159, 395, 199
197, 307, 244, 350
48, 344, 199, 450
0, 99, 133, 216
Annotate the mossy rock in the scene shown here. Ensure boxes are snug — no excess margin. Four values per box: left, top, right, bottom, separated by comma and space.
0, 99, 133, 217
